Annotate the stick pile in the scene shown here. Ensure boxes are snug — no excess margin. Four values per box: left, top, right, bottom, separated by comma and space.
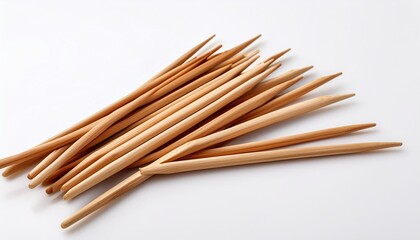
0, 35, 402, 229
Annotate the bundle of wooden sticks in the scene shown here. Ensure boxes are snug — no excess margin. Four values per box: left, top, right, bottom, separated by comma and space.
0, 35, 401, 229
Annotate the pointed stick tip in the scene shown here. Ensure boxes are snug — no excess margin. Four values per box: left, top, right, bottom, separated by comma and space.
338, 93, 356, 99
365, 123, 377, 128
382, 142, 403, 148
331, 72, 343, 78
264, 48, 292, 62
27, 173, 34, 179
297, 65, 314, 72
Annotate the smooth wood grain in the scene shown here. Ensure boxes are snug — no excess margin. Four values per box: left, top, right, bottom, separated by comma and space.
130, 76, 303, 167
62, 141, 401, 229
151, 94, 355, 165
239, 72, 342, 122
187, 123, 376, 158
62, 65, 276, 199
142, 142, 402, 174
57, 57, 264, 193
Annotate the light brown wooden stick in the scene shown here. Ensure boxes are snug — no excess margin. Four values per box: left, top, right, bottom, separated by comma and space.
239, 72, 342, 122
28, 146, 68, 179
142, 142, 402, 174
57, 57, 263, 193
28, 87, 160, 188
130, 76, 303, 167
61, 141, 401, 229
145, 35, 216, 84
82, 64, 233, 149
45, 35, 216, 145
70, 48, 247, 154
61, 171, 147, 229
149, 94, 355, 165
63, 93, 352, 200
264, 48, 291, 63
187, 123, 376, 158
62, 66, 275, 199
233, 65, 313, 104
2, 157, 42, 177
0, 48, 216, 169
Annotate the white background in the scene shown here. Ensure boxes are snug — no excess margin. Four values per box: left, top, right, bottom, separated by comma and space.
1, 0, 419, 239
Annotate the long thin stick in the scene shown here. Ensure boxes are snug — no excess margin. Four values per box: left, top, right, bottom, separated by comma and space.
151, 94, 355, 165
63, 93, 353, 200
61, 141, 400, 229
27, 50, 234, 180
186, 123, 376, 159
142, 142, 402, 174
61, 64, 277, 197
130, 76, 304, 167
49, 35, 216, 140
239, 72, 342, 122
56, 57, 265, 193
0, 44, 219, 169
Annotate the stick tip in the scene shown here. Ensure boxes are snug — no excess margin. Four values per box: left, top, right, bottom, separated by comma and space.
28, 182, 36, 189
27, 173, 34, 179
366, 123, 377, 128
61, 221, 70, 229
338, 93, 356, 99
63, 192, 73, 200
2, 171, 10, 177
264, 48, 291, 62
45, 186, 53, 195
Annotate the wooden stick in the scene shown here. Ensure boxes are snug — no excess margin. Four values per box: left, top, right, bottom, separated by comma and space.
130, 76, 304, 167
32, 55, 238, 180
28, 87, 161, 188
61, 171, 147, 229
61, 141, 401, 229
187, 123, 376, 158
54, 35, 215, 138
2, 35, 262, 169
2, 157, 42, 177
148, 94, 355, 165
0, 45, 219, 169
56, 57, 264, 193
233, 65, 313, 104
28, 146, 68, 179
239, 72, 342, 122
62, 65, 276, 199
142, 142, 402, 174
264, 48, 291, 63
62, 93, 353, 200
82, 64, 234, 149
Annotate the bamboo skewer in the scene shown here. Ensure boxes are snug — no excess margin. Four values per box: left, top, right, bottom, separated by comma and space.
53, 57, 265, 193
61, 64, 278, 196
28, 88, 160, 188
63, 93, 353, 200
27, 56, 236, 180
52, 35, 216, 139
142, 142, 402, 174
0, 36, 261, 170
61, 141, 401, 229
239, 72, 342, 122
130, 76, 304, 167
149, 94, 355, 165
186, 123, 376, 158
0, 45, 217, 169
